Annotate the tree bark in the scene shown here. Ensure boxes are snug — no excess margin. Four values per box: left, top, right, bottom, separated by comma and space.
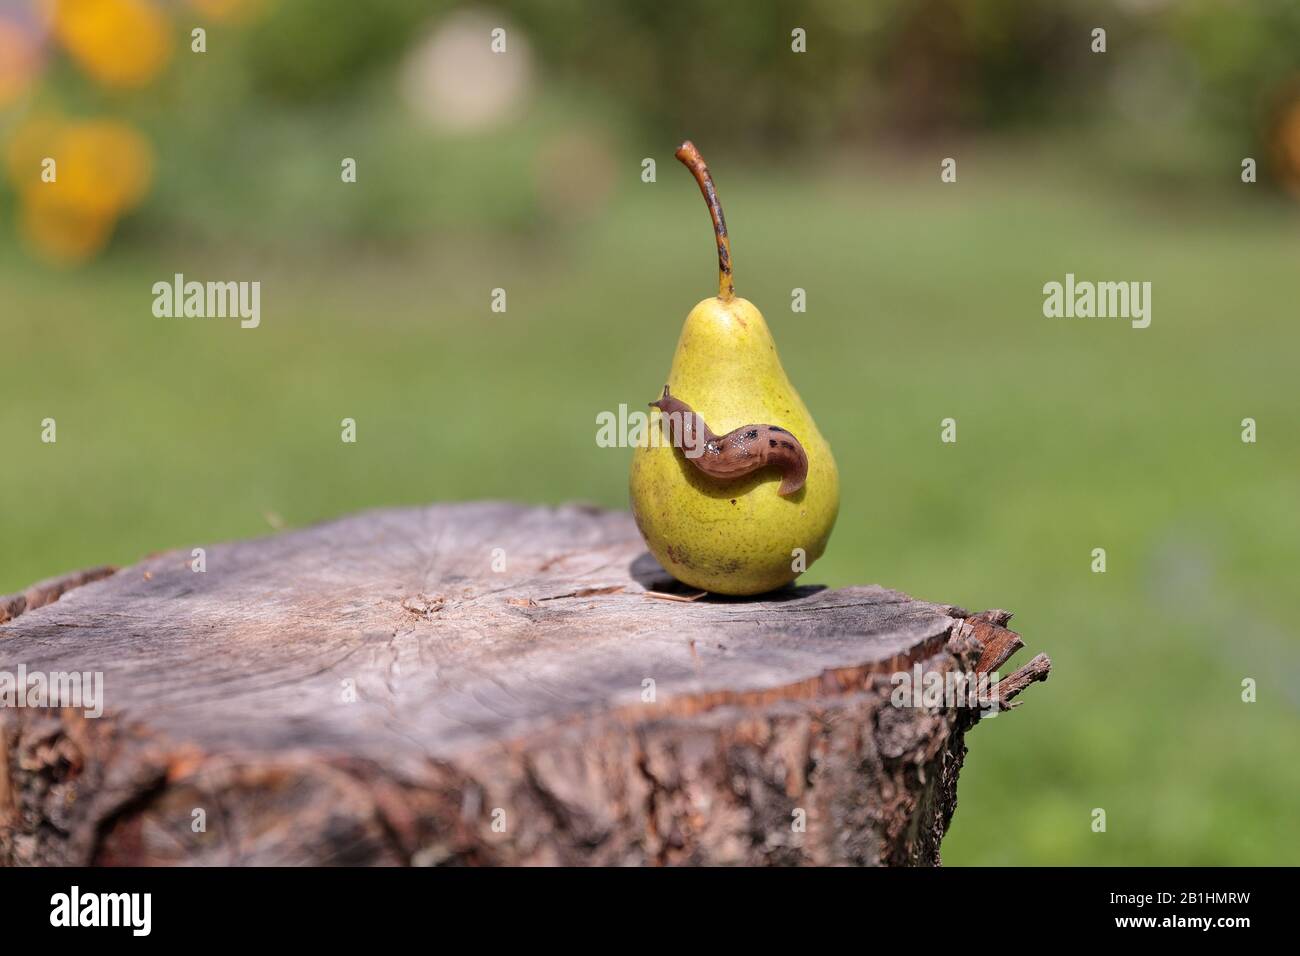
0, 502, 1048, 866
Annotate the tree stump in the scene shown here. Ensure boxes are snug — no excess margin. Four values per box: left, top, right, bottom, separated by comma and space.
0, 502, 1049, 866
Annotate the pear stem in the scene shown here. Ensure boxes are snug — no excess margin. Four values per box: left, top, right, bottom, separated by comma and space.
675, 141, 734, 302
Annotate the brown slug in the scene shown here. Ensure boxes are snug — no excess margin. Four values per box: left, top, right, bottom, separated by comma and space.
649, 386, 809, 496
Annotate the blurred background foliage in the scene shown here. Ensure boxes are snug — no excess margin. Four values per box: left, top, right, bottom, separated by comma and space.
9, 0, 1300, 256
2, 0, 1298, 865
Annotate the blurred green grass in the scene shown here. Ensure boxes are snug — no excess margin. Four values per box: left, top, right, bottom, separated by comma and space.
2, 151, 1297, 865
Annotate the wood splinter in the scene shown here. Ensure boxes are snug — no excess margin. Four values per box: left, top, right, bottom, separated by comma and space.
988, 653, 1052, 710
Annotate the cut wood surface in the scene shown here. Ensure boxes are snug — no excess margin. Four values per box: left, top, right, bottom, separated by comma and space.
0, 502, 1049, 866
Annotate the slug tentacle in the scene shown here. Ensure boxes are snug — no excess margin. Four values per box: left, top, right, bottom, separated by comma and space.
649, 385, 808, 496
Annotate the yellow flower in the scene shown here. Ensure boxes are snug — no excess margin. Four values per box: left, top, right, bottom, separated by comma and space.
19, 185, 117, 264
7, 115, 154, 263
52, 0, 172, 89
4, 115, 64, 187
55, 119, 153, 216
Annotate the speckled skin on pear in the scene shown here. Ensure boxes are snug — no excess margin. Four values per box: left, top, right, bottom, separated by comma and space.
630, 295, 840, 595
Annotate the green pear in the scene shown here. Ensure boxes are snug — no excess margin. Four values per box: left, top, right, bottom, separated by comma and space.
629, 142, 839, 595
